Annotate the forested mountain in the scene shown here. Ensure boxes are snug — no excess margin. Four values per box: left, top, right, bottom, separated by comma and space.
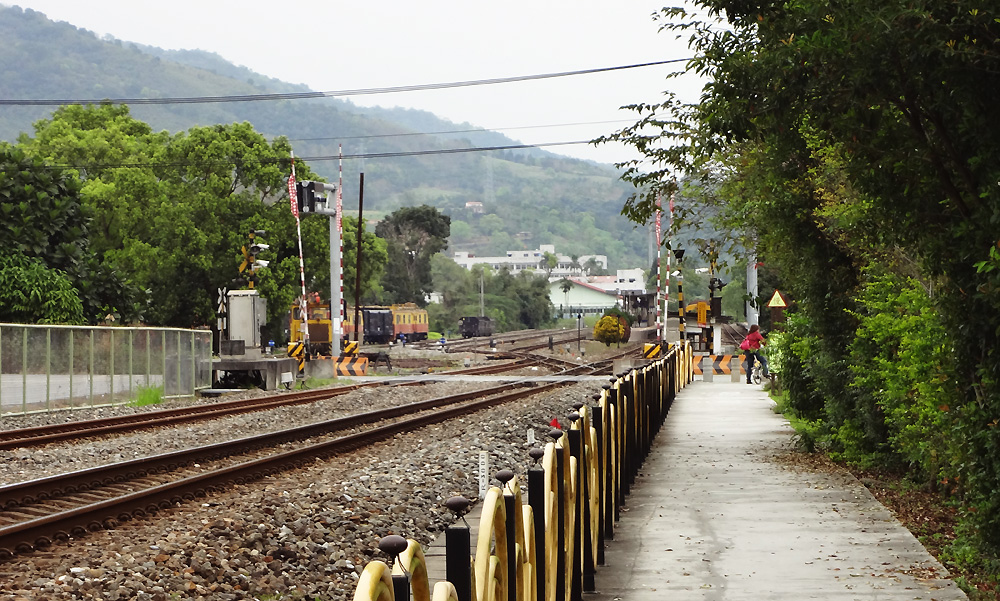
0, 5, 647, 269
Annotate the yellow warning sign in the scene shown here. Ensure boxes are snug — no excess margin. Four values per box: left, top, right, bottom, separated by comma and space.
696, 301, 708, 326
768, 291, 788, 308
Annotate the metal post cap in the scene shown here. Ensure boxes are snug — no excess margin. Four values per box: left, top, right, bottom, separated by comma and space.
379, 535, 409, 558
495, 469, 515, 485
444, 496, 471, 515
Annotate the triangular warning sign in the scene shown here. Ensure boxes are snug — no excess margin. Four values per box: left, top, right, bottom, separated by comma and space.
767, 290, 787, 308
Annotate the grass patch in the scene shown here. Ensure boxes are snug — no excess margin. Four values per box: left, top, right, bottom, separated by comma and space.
129, 385, 164, 407
297, 377, 337, 390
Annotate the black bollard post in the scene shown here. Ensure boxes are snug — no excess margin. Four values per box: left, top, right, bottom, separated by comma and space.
444, 496, 472, 601
568, 415, 583, 601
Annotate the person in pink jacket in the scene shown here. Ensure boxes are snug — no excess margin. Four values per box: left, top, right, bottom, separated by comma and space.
741, 324, 769, 383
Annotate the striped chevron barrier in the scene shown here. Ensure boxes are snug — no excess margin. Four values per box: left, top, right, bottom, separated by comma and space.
287, 341, 306, 374
692, 354, 747, 375
335, 356, 368, 376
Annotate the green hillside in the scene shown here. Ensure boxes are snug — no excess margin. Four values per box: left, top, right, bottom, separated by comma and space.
0, 5, 648, 269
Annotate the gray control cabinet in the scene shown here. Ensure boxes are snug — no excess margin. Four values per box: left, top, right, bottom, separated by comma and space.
227, 289, 267, 348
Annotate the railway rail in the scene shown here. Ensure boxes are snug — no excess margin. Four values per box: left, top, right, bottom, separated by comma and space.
422, 327, 581, 354
0, 358, 617, 560
0, 356, 553, 451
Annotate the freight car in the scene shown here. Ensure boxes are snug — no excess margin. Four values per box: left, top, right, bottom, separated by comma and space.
458, 316, 494, 338
291, 300, 429, 352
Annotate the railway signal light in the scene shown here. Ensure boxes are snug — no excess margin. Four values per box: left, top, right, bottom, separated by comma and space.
239, 230, 269, 288
293, 181, 338, 214
295, 181, 315, 213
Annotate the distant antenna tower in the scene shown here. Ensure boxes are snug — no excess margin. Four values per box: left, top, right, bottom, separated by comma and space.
483, 152, 495, 204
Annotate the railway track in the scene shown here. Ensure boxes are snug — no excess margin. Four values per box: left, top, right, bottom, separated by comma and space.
0, 363, 609, 560
0, 356, 548, 451
426, 327, 580, 354
719, 322, 749, 348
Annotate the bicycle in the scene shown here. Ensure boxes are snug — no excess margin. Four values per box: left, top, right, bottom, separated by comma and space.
750, 360, 763, 385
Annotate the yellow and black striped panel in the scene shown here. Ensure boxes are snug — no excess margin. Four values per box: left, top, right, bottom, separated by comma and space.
335, 356, 368, 376
342, 340, 359, 356
643, 343, 662, 359
286, 342, 306, 373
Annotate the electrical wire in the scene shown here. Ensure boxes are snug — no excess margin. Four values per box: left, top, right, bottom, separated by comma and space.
286, 119, 636, 143
0, 59, 690, 106
45, 139, 602, 171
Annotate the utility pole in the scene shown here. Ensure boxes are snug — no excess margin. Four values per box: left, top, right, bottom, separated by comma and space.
302, 181, 341, 351
354, 173, 365, 346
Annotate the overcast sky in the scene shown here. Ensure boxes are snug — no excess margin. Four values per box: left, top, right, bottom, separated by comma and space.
11, 1, 704, 166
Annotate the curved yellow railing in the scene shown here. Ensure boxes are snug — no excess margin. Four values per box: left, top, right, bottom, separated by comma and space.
354, 561, 395, 601
432, 581, 460, 601
475, 487, 508, 601
394, 539, 431, 601
350, 349, 692, 601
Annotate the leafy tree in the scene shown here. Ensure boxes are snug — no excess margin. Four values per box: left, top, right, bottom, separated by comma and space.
558, 278, 573, 316
0, 143, 141, 323
16, 104, 376, 341
376, 205, 451, 305
20, 105, 321, 332
0, 252, 84, 324
582, 257, 606, 276
428, 260, 554, 333
539, 251, 558, 278
569, 254, 582, 275
604, 0, 1000, 557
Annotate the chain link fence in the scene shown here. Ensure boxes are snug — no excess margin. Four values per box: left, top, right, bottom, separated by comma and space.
0, 324, 213, 417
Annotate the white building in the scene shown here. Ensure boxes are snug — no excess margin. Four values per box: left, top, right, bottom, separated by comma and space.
548, 269, 649, 318
452, 244, 608, 278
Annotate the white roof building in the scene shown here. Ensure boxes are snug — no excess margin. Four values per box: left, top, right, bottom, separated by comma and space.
548, 269, 649, 317
452, 244, 608, 278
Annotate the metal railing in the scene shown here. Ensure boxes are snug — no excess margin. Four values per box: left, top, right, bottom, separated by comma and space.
0, 323, 213, 417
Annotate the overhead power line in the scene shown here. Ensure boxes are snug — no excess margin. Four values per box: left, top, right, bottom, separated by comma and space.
0, 59, 690, 107
287, 119, 636, 143
47, 139, 600, 171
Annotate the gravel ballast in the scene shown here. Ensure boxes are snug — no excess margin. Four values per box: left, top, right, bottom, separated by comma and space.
0, 378, 605, 601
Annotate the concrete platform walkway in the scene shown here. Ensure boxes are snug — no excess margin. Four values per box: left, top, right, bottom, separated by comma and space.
588, 380, 966, 601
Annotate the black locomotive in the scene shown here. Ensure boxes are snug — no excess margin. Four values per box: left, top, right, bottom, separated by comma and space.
458, 316, 494, 338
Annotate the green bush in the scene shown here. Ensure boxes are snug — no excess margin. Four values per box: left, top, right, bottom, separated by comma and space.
847, 273, 962, 487
593, 315, 624, 346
